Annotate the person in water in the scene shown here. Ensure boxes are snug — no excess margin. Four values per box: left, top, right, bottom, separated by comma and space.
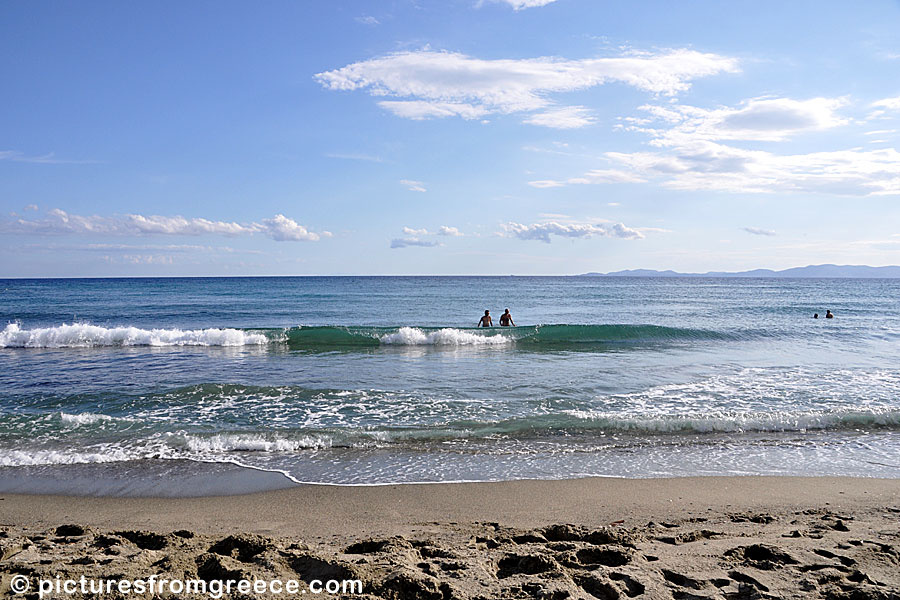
478, 310, 492, 327
499, 308, 516, 327
826, 310, 834, 319
814, 313, 819, 319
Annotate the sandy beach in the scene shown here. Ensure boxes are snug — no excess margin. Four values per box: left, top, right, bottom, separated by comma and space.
2, 476, 899, 598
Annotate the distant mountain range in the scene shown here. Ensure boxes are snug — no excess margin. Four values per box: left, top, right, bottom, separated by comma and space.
580, 264, 900, 278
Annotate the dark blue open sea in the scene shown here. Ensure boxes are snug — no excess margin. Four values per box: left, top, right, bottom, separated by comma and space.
1, 276, 899, 495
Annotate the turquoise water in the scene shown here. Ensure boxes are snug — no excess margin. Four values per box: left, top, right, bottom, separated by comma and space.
1, 276, 899, 492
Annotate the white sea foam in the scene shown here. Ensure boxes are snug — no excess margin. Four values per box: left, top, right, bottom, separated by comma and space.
0, 447, 135, 466
379, 327, 511, 346
0, 323, 269, 348
562, 408, 900, 434
59, 412, 121, 425
184, 433, 333, 453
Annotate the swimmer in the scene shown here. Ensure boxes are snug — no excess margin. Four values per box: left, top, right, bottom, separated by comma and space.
825, 310, 834, 319
478, 310, 492, 327
499, 308, 516, 327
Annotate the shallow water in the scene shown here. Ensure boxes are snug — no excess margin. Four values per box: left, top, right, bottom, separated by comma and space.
1, 276, 898, 493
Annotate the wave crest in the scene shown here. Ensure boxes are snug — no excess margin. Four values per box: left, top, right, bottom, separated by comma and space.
2, 322, 730, 350
0, 323, 269, 348
379, 327, 512, 346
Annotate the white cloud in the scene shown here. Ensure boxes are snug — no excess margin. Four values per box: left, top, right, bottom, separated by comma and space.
22, 242, 262, 256
500, 221, 645, 243
438, 225, 463, 236
524, 106, 596, 129
400, 179, 427, 192
355, 16, 379, 26
870, 96, 900, 119
390, 237, 440, 249
606, 141, 900, 196
581, 169, 647, 183
743, 227, 776, 236
484, 0, 559, 10
24, 204, 38, 211
379, 101, 489, 120
536, 96, 900, 197
325, 152, 383, 163
528, 180, 566, 188
112, 254, 175, 265
394, 226, 464, 246
262, 214, 326, 241
529, 169, 646, 188
0, 150, 98, 165
315, 49, 739, 128
2, 209, 327, 241
629, 97, 848, 145
872, 96, 900, 111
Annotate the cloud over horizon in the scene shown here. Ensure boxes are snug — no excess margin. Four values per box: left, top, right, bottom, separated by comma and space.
2, 209, 329, 242
501, 221, 645, 243
743, 227, 777, 236
392, 225, 464, 248
390, 237, 440, 248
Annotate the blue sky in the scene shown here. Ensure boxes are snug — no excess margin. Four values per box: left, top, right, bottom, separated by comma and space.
2, 0, 899, 276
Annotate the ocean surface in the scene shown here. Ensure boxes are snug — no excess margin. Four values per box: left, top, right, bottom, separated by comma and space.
1, 276, 899, 495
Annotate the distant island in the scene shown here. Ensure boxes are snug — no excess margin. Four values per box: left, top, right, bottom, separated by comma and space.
580, 264, 900, 278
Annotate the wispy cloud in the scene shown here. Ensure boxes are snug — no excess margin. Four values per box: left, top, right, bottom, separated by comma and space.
325, 152, 383, 163
315, 49, 739, 129
500, 221, 645, 243
625, 97, 848, 144
528, 180, 567, 189
392, 225, 464, 248
532, 96, 900, 196
0, 151, 99, 165
523, 106, 596, 129
390, 237, 440, 248
743, 227, 776, 236
605, 143, 900, 196
530, 169, 645, 188
25, 242, 263, 254
869, 96, 900, 119
379, 101, 489, 121
400, 179, 427, 192
106, 254, 174, 265
2, 209, 330, 242
480, 0, 559, 10
355, 15, 379, 26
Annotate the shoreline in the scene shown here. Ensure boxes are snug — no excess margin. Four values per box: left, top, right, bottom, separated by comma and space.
2, 475, 898, 538
2, 476, 898, 598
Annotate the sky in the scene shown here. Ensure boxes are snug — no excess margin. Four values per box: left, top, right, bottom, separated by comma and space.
2, 0, 900, 277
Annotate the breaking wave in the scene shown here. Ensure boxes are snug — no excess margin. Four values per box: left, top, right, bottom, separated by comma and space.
275, 324, 731, 350
1, 323, 733, 350
0, 323, 268, 348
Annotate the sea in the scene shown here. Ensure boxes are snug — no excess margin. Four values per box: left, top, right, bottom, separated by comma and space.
1, 276, 899, 496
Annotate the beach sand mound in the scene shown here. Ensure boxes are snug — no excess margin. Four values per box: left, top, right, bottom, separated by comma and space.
1, 506, 898, 599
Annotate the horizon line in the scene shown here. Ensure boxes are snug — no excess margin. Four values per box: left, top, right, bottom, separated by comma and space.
3, 263, 900, 280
